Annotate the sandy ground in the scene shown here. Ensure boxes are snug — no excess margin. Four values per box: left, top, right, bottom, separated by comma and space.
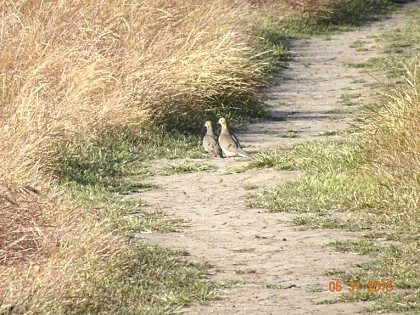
131, 4, 419, 314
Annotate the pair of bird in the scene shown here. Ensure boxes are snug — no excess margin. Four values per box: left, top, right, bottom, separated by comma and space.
203, 117, 253, 160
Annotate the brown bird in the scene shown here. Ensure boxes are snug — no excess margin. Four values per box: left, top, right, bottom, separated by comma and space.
203, 121, 223, 157
218, 117, 253, 159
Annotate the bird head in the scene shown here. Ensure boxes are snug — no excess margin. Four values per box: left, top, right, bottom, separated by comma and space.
218, 117, 227, 127
204, 121, 212, 129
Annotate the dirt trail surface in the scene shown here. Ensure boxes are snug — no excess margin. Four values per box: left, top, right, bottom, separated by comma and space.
131, 5, 418, 314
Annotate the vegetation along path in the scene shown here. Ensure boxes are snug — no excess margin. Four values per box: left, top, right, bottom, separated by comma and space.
131, 3, 418, 314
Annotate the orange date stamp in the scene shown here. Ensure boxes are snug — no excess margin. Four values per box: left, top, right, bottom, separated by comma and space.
328, 280, 393, 293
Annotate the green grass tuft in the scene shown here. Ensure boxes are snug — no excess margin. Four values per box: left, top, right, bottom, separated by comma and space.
317, 130, 340, 136
266, 283, 284, 290
339, 93, 362, 106
235, 269, 257, 275
158, 162, 215, 176
276, 131, 300, 138
328, 239, 380, 256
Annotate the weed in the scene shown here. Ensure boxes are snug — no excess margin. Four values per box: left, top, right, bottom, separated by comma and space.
235, 269, 257, 275
317, 130, 340, 136
326, 108, 354, 114
351, 78, 366, 84
350, 39, 368, 49
276, 131, 300, 138
243, 184, 260, 190
328, 240, 380, 256
307, 285, 325, 293
339, 93, 362, 106
158, 162, 215, 176
250, 141, 360, 173
224, 167, 247, 175
222, 279, 246, 288
232, 248, 255, 253
266, 283, 284, 290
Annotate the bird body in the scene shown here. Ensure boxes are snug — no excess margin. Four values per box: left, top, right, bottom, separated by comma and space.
203, 121, 223, 157
217, 117, 253, 159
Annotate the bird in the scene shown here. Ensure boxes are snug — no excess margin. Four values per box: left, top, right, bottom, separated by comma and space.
217, 117, 253, 159
203, 121, 223, 157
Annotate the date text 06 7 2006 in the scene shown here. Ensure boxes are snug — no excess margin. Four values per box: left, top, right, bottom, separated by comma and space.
328, 280, 393, 293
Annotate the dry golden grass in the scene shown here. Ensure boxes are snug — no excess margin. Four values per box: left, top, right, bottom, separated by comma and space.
364, 61, 419, 212
366, 63, 419, 181
1, 0, 270, 138
0, 0, 278, 311
0, 0, 352, 312
0, 0, 259, 257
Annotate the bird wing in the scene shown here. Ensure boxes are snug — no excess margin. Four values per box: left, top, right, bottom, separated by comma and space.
214, 140, 223, 157
231, 133, 242, 149
203, 135, 223, 157
229, 132, 253, 159
203, 135, 215, 150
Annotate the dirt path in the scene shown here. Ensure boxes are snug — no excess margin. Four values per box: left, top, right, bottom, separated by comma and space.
131, 5, 418, 314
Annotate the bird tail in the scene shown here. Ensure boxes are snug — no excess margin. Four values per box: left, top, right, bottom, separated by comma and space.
238, 149, 254, 160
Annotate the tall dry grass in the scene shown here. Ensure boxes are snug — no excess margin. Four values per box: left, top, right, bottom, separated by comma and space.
365, 60, 419, 209
0, 0, 348, 311
0, 0, 278, 311
1, 0, 268, 139
0, 0, 260, 254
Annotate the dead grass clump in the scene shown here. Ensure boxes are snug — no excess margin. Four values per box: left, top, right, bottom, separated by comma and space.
364, 60, 419, 209
284, 0, 338, 20
250, 0, 338, 21
368, 63, 419, 179
0, 181, 45, 265
1, 204, 123, 313
1, 0, 270, 139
